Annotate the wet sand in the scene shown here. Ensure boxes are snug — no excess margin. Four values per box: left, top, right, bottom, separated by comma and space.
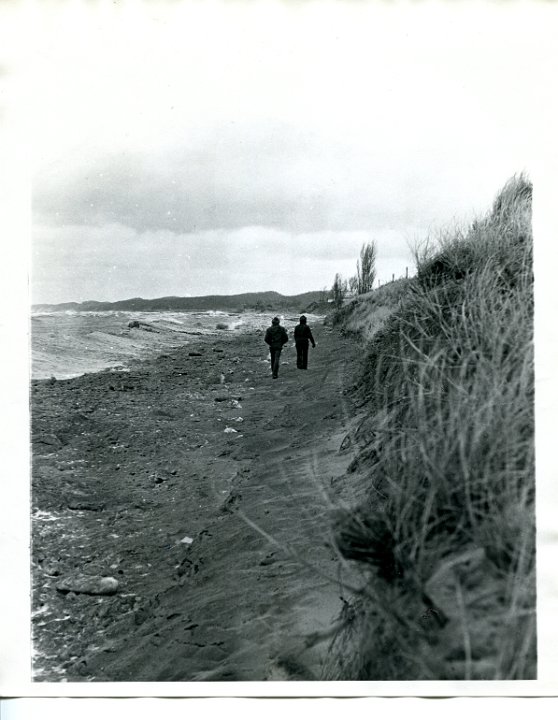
31, 323, 361, 681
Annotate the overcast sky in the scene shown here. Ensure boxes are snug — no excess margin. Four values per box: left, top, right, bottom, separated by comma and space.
28, 0, 556, 304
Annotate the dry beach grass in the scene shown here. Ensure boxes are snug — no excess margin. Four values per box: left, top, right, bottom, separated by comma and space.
326, 175, 536, 679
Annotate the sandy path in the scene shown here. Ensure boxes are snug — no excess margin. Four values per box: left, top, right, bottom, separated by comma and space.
31, 323, 361, 682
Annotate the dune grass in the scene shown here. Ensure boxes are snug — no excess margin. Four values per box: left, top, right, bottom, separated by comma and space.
333, 278, 410, 341
326, 175, 536, 680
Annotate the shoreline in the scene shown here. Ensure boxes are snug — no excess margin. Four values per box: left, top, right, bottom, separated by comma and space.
31, 311, 325, 381
31, 322, 362, 681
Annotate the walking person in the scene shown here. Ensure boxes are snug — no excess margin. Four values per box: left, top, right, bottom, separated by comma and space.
293, 315, 316, 370
264, 316, 289, 379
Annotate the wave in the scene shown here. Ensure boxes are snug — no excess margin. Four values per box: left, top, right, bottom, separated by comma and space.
31, 311, 323, 380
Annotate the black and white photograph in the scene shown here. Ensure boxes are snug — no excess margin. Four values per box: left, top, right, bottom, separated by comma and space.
1, 0, 558, 698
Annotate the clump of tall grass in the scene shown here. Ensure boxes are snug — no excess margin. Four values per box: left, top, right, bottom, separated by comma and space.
326, 175, 535, 680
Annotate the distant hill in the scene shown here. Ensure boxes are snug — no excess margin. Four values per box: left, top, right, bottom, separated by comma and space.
33, 290, 328, 314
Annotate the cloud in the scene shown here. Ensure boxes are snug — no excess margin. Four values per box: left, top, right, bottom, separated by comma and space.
29, 0, 554, 303
33, 115, 522, 240
33, 123, 405, 234
31, 222, 417, 304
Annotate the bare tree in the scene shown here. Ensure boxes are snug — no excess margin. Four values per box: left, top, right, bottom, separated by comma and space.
356, 241, 377, 294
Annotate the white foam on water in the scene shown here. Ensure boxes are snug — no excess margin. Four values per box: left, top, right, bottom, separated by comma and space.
32, 510, 60, 523
31, 310, 324, 380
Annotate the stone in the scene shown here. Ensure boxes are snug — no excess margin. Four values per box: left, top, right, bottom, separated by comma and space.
56, 575, 119, 596
35, 433, 62, 449
152, 472, 169, 484
67, 500, 105, 511
42, 561, 61, 577
75, 661, 90, 677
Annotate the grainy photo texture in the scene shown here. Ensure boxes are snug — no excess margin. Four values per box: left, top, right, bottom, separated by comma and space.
28, 1, 538, 683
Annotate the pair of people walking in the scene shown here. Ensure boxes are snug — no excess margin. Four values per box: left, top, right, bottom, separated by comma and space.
264, 315, 316, 379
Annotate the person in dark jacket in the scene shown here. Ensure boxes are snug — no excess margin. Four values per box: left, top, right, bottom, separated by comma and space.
293, 315, 316, 370
264, 316, 289, 379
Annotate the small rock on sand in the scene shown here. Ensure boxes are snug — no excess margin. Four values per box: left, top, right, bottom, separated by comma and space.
152, 472, 169, 484
42, 561, 61, 577
56, 575, 119, 596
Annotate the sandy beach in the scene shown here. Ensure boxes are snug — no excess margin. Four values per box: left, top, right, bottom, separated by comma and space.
31, 322, 362, 681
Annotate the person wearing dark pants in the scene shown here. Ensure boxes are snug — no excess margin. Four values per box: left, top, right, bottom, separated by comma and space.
264, 316, 289, 379
293, 315, 316, 369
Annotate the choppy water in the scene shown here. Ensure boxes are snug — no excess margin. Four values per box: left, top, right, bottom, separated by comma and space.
31, 310, 323, 380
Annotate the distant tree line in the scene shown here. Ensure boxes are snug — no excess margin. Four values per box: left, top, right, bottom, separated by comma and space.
331, 241, 377, 308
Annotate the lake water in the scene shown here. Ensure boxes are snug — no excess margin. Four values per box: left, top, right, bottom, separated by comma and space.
31, 310, 323, 380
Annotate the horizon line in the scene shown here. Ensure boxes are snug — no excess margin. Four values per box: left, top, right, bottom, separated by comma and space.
31, 288, 328, 307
